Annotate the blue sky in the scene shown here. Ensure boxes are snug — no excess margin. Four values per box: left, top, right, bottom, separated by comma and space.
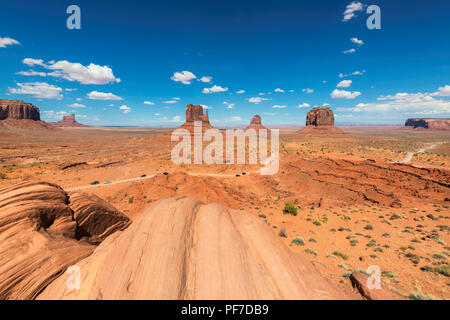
0, 0, 449, 126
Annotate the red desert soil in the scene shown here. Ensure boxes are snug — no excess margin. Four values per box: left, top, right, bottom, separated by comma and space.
0, 125, 449, 299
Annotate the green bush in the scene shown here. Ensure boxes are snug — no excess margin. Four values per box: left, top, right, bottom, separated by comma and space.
283, 202, 298, 216
291, 237, 305, 246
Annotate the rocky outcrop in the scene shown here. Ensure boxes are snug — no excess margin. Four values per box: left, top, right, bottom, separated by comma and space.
297, 107, 346, 136
177, 104, 213, 132
246, 115, 269, 133
405, 118, 450, 130
350, 272, 405, 300
38, 197, 356, 300
50, 114, 87, 127
0, 100, 40, 120
0, 181, 130, 300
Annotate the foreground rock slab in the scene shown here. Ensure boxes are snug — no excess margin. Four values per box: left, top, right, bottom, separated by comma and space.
350, 272, 405, 300
39, 197, 357, 300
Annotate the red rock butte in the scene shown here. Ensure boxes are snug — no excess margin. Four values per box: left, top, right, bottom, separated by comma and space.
405, 118, 450, 131
50, 114, 88, 127
246, 115, 270, 133
177, 104, 213, 132
297, 107, 346, 136
0, 99, 40, 121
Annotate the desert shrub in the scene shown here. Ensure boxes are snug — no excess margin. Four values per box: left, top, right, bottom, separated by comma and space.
0, 173, 6, 180
364, 224, 373, 230
283, 202, 298, 216
291, 237, 305, 246
278, 228, 287, 238
128, 196, 134, 204
332, 251, 349, 260
304, 248, 317, 256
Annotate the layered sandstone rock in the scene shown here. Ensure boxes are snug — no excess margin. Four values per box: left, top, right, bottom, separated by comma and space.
0, 181, 130, 300
50, 114, 87, 127
0, 100, 40, 120
405, 118, 450, 131
38, 197, 356, 300
246, 115, 269, 133
177, 104, 213, 132
297, 107, 346, 136
350, 272, 405, 300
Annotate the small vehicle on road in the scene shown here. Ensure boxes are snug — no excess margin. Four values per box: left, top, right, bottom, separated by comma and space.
90, 181, 100, 185
104, 180, 112, 184
140, 174, 147, 178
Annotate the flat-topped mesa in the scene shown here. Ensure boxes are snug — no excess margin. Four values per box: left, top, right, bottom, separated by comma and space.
50, 113, 87, 127
0, 99, 40, 120
246, 114, 270, 132
405, 118, 450, 131
297, 106, 346, 136
177, 104, 213, 132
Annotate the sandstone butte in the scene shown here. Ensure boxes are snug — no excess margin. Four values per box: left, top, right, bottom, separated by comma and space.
0, 99, 40, 121
246, 114, 270, 133
405, 118, 450, 131
50, 114, 88, 127
176, 104, 213, 133
297, 107, 346, 136
0, 181, 130, 300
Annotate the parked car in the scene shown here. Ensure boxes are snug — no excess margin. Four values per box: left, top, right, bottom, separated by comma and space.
163, 172, 169, 176
140, 174, 147, 178
90, 181, 100, 185
104, 180, 112, 184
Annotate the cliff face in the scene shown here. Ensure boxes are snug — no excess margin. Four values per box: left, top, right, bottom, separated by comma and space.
0, 100, 40, 121
405, 118, 450, 130
177, 104, 213, 132
306, 107, 334, 126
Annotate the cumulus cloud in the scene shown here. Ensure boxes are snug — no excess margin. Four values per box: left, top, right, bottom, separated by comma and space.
223, 101, 235, 109
248, 97, 270, 104
272, 105, 287, 109
202, 85, 228, 94
274, 88, 285, 93
339, 70, 366, 78
144, 101, 155, 105
337, 80, 352, 88
120, 105, 131, 114
331, 89, 361, 99
302, 88, 314, 94
432, 85, 450, 97
87, 91, 123, 100
8, 82, 63, 99
168, 115, 182, 122
343, 2, 364, 21
322, 103, 330, 106
236, 90, 245, 94
16, 70, 47, 77
351, 37, 364, 45
163, 100, 178, 104
171, 71, 196, 84
68, 103, 86, 108
198, 76, 212, 83
343, 48, 356, 54
296, 103, 310, 108
0, 37, 20, 48
22, 58, 120, 84
41, 110, 68, 121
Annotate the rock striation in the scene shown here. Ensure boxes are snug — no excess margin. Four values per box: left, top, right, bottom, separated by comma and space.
297, 107, 346, 136
246, 115, 269, 133
0, 99, 40, 120
405, 118, 450, 131
0, 181, 130, 300
177, 104, 213, 132
50, 114, 87, 127
38, 197, 356, 300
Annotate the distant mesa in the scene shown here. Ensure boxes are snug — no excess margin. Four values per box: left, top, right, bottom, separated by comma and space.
0, 99, 40, 121
177, 104, 213, 132
246, 114, 270, 133
297, 107, 346, 136
50, 113, 88, 127
404, 118, 450, 131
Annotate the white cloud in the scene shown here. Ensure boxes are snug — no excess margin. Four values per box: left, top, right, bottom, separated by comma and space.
302, 88, 314, 94
248, 97, 270, 104
168, 115, 182, 122
144, 101, 155, 105
432, 85, 450, 97
198, 76, 212, 83
0, 37, 20, 48
154, 113, 160, 116
331, 89, 361, 99
343, 2, 364, 21
343, 48, 356, 54
22, 58, 120, 84
223, 101, 235, 109
41, 110, 68, 121
228, 116, 242, 122
322, 103, 330, 106
351, 37, 364, 45
68, 103, 86, 108
337, 80, 352, 88
339, 70, 366, 78
120, 105, 131, 114
87, 91, 123, 100
236, 90, 245, 94
163, 100, 178, 104
274, 88, 285, 93
76, 98, 82, 102
296, 103, 310, 108
171, 71, 196, 84
202, 85, 228, 94
272, 105, 288, 109
16, 70, 47, 77
8, 82, 63, 99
